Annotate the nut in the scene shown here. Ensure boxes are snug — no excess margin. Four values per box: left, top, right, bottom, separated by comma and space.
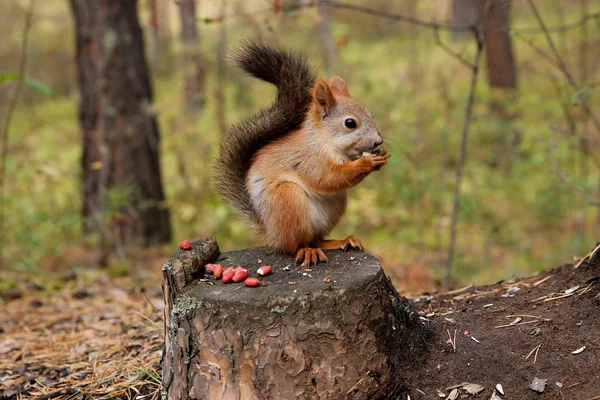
179, 240, 191, 250
244, 278, 260, 287
257, 265, 272, 276
205, 263, 216, 273
222, 270, 235, 283
232, 270, 248, 283
213, 264, 223, 280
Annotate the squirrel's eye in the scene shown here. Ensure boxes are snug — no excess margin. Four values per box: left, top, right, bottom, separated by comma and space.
344, 118, 357, 129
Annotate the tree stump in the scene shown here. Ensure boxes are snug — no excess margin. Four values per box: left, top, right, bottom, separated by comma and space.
161, 237, 429, 400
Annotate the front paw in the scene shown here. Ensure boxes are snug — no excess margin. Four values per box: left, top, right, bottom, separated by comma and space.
361, 151, 390, 171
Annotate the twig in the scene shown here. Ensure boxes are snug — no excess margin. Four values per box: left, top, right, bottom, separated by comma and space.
547, 129, 600, 207
525, 343, 542, 361
211, 1, 600, 36
345, 371, 371, 395
447, 328, 457, 352
495, 320, 543, 329
433, 26, 474, 69
504, 314, 551, 321
0, 0, 36, 270
527, 0, 600, 136
574, 242, 600, 268
443, 0, 492, 289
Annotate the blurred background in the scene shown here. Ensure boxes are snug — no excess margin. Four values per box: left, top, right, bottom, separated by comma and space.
1, 0, 599, 294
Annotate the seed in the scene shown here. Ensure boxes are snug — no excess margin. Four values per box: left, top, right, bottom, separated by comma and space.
213, 264, 223, 279
245, 278, 260, 287
257, 265, 272, 276
232, 270, 248, 283
222, 270, 235, 283
179, 240, 191, 250
205, 263, 216, 273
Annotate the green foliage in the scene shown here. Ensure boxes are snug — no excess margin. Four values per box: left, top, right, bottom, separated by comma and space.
1, 0, 599, 287
0, 72, 53, 95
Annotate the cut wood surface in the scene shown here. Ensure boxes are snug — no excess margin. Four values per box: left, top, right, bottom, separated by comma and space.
161, 238, 430, 400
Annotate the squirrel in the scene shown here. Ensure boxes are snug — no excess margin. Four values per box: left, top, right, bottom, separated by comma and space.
215, 40, 389, 266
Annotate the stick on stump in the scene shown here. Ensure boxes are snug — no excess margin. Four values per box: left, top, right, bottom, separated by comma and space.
161, 237, 429, 400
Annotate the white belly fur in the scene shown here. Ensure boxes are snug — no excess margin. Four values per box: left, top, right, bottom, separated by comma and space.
247, 171, 345, 237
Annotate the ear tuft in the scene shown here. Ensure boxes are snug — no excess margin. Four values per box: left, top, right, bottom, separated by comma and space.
313, 78, 336, 116
329, 76, 350, 96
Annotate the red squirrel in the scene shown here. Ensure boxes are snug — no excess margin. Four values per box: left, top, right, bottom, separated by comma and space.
215, 40, 389, 265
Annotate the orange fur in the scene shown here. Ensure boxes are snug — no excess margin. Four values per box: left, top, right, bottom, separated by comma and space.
245, 77, 388, 263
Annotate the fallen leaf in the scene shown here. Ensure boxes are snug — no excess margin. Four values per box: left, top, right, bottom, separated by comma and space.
529, 377, 547, 393
447, 388, 459, 400
463, 383, 484, 395
495, 383, 504, 395
324, 276, 331, 283
509, 317, 522, 326
0, 338, 20, 355
489, 390, 502, 400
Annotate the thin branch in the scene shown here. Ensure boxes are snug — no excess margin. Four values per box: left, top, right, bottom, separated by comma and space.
548, 129, 600, 207
527, 0, 600, 136
206, 0, 600, 36
433, 26, 475, 70
512, 31, 563, 71
443, 0, 493, 289
0, 0, 36, 270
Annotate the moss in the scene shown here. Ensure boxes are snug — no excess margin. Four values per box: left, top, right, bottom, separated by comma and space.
172, 293, 206, 318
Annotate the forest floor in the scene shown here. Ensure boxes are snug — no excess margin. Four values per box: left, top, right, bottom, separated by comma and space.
0, 245, 598, 400
408, 244, 600, 400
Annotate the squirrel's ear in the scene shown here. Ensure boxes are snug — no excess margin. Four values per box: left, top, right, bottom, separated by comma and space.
329, 76, 350, 97
313, 78, 336, 117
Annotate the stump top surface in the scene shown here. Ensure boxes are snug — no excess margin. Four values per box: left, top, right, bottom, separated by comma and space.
180, 247, 382, 304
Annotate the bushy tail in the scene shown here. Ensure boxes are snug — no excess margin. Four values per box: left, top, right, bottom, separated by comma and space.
214, 40, 316, 226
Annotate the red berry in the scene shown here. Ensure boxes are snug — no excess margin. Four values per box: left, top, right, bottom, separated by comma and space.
245, 278, 260, 287
179, 240, 191, 250
205, 263, 216, 273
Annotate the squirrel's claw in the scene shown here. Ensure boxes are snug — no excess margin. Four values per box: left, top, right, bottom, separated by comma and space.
296, 247, 328, 267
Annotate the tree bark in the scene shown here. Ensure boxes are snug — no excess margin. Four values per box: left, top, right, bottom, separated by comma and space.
161, 239, 430, 400
178, 0, 205, 113
69, 0, 171, 249
149, 0, 161, 68
215, 0, 228, 135
478, 0, 517, 90
453, 0, 517, 91
317, 3, 336, 73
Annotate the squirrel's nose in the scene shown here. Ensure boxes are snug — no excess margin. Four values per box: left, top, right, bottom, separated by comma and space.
374, 138, 383, 147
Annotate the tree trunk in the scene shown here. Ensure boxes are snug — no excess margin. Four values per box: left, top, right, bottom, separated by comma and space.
149, 0, 161, 68
161, 238, 430, 400
453, 0, 517, 91
215, 0, 227, 135
317, 3, 336, 73
478, 0, 517, 91
178, 0, 205, 113
69, 0, 171, 249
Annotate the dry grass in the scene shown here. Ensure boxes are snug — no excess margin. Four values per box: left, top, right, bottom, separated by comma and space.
0, 272, 165, 400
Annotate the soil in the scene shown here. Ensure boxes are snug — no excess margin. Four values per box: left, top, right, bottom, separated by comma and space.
0, 244, 598, 399
404, 256, 600, 399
